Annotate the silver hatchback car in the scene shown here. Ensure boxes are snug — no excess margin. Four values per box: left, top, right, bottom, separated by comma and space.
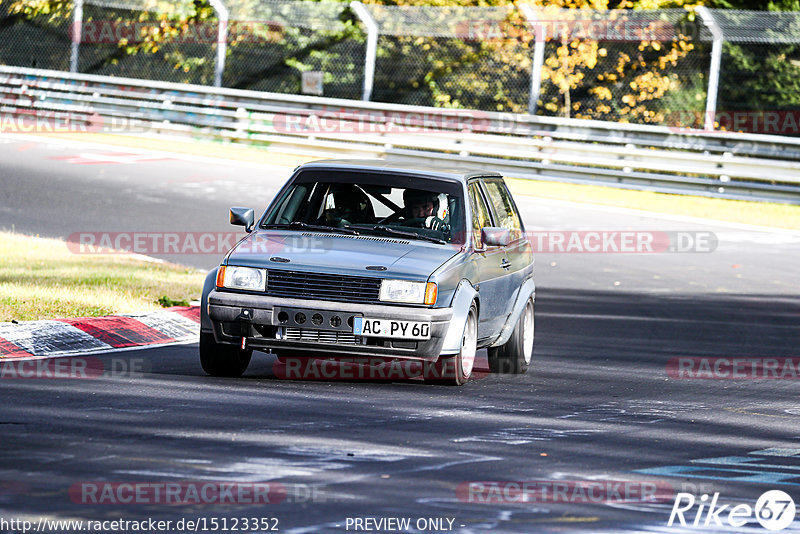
200, 160, 534, 385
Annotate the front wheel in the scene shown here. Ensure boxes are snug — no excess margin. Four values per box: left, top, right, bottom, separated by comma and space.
430, 302, 477, 386
488, 297, 534, 374
199, 332, 252, 377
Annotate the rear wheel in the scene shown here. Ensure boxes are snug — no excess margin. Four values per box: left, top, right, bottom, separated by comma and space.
488, 297, 534, 374
430, 303, 477, 386
199, 332, 252, 377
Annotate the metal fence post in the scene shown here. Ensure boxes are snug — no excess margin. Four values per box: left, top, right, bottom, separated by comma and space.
350, 1, 378, 102
520, 4, 545, 115
697, 7, 722, 131
208, 0, 228, 88
70, 0, 83, 73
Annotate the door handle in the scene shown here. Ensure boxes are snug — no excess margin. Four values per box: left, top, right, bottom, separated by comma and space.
500, 259, 511, 270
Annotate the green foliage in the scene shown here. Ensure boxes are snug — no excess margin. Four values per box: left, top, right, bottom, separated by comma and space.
719, 42, 800, 112
707, 0, 800, 9
706, 6, 800, 117
157, 295, 190, 307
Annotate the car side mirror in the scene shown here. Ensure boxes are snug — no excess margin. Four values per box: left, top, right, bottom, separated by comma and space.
230, 207, 255, 232
482, 227, 511, 247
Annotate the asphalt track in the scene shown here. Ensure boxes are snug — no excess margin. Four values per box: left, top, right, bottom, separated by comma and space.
1, 134, 800, 533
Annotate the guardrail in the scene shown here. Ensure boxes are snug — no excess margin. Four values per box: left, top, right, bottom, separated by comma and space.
2, 65, 800, 204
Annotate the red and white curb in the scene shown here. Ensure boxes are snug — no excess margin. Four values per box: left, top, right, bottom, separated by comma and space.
0, 306, 200, 360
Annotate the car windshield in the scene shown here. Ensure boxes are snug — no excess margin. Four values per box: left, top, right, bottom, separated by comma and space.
261, 170, 466, 245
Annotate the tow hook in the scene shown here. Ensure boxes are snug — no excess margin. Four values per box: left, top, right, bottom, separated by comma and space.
236, 309, 253, 350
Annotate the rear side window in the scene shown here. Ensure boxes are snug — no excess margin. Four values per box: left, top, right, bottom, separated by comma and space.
482, 180, 523, 240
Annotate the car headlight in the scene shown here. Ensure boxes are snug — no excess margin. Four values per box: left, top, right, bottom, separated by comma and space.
216, 266, 267, 291
379, 280, 437, 305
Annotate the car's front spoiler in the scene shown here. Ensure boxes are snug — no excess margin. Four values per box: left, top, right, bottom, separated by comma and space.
207, 289, 453, 361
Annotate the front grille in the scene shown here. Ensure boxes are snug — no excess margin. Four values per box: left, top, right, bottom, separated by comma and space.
284, 328, 360, 345
267, 270, 381, 303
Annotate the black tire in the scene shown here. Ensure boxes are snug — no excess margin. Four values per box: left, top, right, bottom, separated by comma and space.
488, 297, 534, 374
430, 303, 478, 386
199, 332, 252, 377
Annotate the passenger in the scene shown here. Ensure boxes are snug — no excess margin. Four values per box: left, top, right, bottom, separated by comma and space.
330, 185, 373, 225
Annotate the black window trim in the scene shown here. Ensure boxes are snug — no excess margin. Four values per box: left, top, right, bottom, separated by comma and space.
467, 177, 500, 251
479, 177, 526, 239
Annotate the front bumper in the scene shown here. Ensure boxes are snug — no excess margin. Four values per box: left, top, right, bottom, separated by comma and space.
207, 289, 453, 361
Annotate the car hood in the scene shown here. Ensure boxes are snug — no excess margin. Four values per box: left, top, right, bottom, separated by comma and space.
225, 230, 460, 280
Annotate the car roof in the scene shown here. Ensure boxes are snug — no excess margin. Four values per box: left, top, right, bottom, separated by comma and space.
296, 158, 502, 183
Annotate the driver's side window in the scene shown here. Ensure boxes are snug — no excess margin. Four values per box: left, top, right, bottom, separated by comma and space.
469, 183, 491, 249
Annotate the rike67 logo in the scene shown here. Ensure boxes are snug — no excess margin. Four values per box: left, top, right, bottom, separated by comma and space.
668, 490, 796, 531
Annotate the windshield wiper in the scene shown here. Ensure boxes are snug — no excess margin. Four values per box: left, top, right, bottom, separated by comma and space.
345, 224, 445, 244
262, 221, 360, 235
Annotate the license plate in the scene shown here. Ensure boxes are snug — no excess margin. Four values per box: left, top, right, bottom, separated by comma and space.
352, 318, 431, 340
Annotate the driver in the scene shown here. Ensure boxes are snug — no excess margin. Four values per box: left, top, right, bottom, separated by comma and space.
403, 189, 445, 230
